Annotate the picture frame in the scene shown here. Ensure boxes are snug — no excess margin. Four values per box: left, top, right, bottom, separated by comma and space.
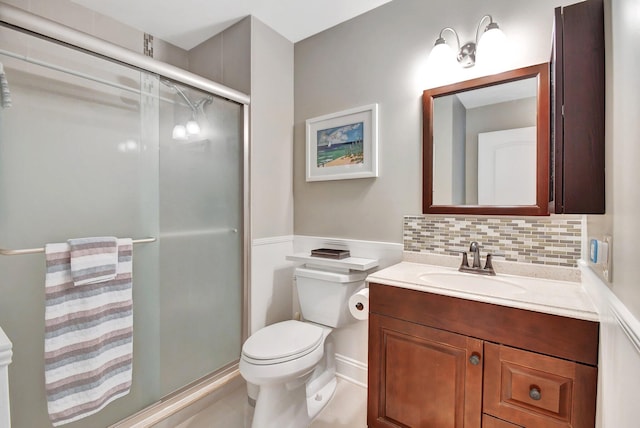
305, 103, 379, 181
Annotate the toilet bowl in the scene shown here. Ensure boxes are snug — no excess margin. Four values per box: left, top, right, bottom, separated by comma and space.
240, 320, 334, 428
240, 266, 367, 428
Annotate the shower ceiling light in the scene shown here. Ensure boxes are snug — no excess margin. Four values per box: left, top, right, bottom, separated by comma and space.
162, 80, 212, 140
185, 119, 201, 136
172, 124, 187, 140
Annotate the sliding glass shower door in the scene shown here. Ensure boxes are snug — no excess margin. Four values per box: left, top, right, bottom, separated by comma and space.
0, 24, 244, 428
158, 81, 243, 394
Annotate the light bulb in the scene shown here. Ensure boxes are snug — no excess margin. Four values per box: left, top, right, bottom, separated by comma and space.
426, 41, 459, 87
427, 41, 457, 70
125, 140, 138, 151
172, 124, 187, 140
476, 25, 507, 71
186, 119, 200, 136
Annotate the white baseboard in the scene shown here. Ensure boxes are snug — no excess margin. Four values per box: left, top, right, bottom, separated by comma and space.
335, 353, 367, 388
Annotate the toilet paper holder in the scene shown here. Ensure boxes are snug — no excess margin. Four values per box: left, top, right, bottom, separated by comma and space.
349, 288, 370, 321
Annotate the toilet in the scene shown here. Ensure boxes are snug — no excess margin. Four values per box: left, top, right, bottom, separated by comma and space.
240, 266, 367, 428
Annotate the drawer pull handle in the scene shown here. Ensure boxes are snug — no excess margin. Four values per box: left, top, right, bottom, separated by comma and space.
469, 354, 481, 366
529, 386, 542, 401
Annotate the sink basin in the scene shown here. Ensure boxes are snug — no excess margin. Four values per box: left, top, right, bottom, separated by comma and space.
417, 272, 527, 295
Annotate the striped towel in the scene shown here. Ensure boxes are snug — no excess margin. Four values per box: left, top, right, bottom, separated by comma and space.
68, 237, 118, 286
44, 239, 133, 426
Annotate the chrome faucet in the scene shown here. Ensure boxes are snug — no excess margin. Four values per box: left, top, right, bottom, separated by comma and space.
458, 241, 498, 275
469, 241, 481, 268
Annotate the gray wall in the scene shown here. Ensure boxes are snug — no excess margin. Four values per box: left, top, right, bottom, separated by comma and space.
432, 95, 466, 205
188, 17, 251, 95
451, 96, 466, 205
293, 0, 576, 243
250, 18, 294, 239
587, 0, 640, 320
432, 96, 455, 205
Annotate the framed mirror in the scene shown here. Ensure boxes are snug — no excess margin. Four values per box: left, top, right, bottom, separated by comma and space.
422, 63, 550, 215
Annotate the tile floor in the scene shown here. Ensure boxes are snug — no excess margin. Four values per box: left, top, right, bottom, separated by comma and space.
174, 377, 367, 428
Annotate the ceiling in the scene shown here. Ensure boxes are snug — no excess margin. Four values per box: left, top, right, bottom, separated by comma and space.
71, 0, 393, 50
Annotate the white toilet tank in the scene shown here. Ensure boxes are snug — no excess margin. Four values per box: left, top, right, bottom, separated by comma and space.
295, 267, 367, 328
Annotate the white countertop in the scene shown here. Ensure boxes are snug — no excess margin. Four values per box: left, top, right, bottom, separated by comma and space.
367, 262, 599, 322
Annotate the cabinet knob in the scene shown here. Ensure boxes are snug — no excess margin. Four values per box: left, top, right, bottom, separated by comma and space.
529, 386, 542, 401
469, 354, 481, 365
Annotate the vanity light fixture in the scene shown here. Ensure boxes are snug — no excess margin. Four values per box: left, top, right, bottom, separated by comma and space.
429, 15, 506, 69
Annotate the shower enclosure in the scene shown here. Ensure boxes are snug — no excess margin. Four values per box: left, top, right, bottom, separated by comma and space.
0, 5, 248, 427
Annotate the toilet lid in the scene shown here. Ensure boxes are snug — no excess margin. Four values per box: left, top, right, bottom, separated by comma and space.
242, 320, 324, 361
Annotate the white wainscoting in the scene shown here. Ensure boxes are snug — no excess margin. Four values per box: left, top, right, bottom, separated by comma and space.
251, 235, 403, 386
250, 236, 296, 335
579, 260, 640, 428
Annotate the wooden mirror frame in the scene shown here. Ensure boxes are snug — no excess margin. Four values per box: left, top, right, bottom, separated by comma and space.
422, 63, 550, 216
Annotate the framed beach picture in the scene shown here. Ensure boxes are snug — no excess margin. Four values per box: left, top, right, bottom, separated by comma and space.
305, 104, 379, 181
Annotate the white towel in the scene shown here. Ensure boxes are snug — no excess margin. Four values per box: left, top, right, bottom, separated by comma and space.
68, 237, 118, 286
44, 238, 133, 426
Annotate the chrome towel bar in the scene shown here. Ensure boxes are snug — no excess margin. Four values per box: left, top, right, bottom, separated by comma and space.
0, 237, 156, 256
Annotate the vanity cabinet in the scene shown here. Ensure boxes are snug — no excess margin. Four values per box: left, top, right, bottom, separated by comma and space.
551, 0, 605, 214
368, 313, 483, 427
367, 283, 599, 428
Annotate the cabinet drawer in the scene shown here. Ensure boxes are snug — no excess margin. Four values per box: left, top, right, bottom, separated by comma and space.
484, 343, 597, 427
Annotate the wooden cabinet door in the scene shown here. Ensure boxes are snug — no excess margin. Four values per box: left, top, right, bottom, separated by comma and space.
368, 313, 483, 428
552, 0, 605, 213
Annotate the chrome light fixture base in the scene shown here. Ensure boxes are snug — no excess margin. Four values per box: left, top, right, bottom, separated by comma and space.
457, 42, 477, 68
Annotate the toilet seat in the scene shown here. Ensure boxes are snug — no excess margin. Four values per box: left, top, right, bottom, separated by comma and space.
242, 320, 324, 365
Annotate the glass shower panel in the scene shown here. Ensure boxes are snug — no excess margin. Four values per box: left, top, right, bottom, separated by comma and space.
1, 23, 244, 427
0, 32, 161, 426
158, 81, 243, 394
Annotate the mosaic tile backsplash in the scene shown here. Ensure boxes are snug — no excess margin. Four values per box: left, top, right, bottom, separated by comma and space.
403, 216, 582, 267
